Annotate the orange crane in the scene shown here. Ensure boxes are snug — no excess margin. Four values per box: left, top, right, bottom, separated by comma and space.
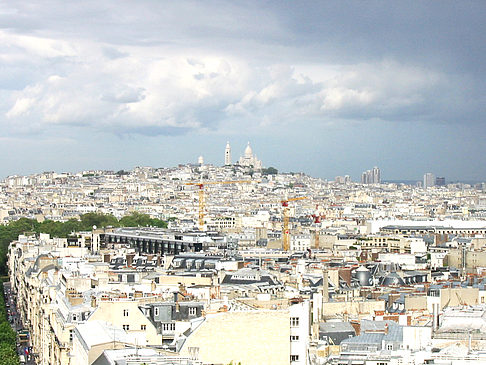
185, 180, 253, 230
281, 196, 307, 251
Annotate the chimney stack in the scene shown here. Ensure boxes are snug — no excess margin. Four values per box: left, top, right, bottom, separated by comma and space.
432, 303, 439, 332
322, 269, 329, 302
322, 268, 329, 320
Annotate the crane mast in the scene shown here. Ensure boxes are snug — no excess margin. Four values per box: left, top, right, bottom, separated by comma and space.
185, 180, 253, 230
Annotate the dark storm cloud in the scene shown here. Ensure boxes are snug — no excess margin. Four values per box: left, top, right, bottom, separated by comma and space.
0, 0, 485, 179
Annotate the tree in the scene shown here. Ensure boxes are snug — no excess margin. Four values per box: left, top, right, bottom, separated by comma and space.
120, 212, 151, 227
79, 213, 119, 230
262, 166, 278, 175
0, 282, 19, 364
0, 211, 170, 275
119, 212, 168, 228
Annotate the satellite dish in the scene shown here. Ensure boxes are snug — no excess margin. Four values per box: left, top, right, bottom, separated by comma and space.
93, 225, 97, 230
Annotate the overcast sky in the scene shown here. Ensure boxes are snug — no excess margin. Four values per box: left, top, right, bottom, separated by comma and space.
1, 1, 485, 181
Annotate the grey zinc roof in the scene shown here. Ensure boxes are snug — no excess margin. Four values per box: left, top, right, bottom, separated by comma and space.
319, 321, 355, 333
341, 332, 383, 345
383, 324, 403, 342
342, 320, 403, 346
361, 319, 399, 333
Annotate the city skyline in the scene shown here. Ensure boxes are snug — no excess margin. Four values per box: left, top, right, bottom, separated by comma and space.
1, 1, 485, 181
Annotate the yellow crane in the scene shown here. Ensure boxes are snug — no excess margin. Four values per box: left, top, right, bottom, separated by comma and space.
281, 196, 307, 251
185, 180, 253, 230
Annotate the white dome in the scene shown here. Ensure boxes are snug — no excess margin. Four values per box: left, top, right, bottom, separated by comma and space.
244, 142, 253, 157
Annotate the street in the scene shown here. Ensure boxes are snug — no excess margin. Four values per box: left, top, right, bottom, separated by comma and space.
3, 282, 35, 365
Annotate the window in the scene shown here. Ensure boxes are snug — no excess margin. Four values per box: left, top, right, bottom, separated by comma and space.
386, 344, 393, 350
290, 335, 299, 341
290, 317, 299, 327
69, 329, 73, 342
123, 324, 130, 331
141, 325, 146, 331
189, 307, 197, 316
162, 323, 175, 331
123, 309, 129, 317
290, 355, 299, 361
154, 307, 159, 316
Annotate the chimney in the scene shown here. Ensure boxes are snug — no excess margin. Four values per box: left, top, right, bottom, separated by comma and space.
321, 268, 329, 321
350, 320, 361, 335
432, 303, 439, 332
126, 254, 135, 267
174, 292, 181, 312
66, 288, 83, 306
322, 269, 329, 302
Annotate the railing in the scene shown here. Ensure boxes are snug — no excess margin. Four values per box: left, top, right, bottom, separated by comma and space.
125, 356, 202, 365
433, 331, 486, 340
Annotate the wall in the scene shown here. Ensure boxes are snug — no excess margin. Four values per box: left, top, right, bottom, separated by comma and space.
440, 287, 479, 308
180, 310, 291, 365
88, 300, 161, 345
322, 300, 385, 318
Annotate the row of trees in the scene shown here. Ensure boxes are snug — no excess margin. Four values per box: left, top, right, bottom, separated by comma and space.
0, 281, 18, 364
0, 212, 168, 275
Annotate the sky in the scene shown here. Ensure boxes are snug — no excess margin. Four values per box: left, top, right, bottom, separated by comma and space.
1, 1, 485, 181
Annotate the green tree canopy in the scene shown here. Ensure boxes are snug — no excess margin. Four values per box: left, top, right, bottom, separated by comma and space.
262, 166, 278, 175
119, 212, 168, 228
0, 213, 168, 275
79, 212, 120, 230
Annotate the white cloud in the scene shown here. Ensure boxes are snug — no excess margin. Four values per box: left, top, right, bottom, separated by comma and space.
0, 6, 477, 138
0, 30, 77, 61
6, 96, 35, 118
0, 41, 456, 136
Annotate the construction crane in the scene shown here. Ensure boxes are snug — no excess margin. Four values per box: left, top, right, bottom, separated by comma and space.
281, 197, 307, 251
185, 180, 253, 230
311, 205, 326, 249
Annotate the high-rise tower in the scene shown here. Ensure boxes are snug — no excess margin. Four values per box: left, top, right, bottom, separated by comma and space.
372, 167, 381, 184
224, 141, 231, 165
424, 173, 435, 189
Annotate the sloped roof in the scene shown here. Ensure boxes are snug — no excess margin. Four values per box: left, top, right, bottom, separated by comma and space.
75, 320, 134, 351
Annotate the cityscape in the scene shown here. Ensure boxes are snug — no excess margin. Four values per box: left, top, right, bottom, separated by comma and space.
1, 1, 486, 365
2, 142, 486, 364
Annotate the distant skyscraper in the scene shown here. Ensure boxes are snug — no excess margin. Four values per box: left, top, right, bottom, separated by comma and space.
224, 141, 231, 165
424, 173, 435, 188
361, 166, 381, 184
435, 177, 446, 186
372, 167, 381, 184
361, 171, 368, 184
